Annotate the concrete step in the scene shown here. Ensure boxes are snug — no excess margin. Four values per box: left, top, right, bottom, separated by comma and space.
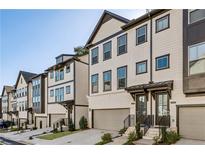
133, 138, 154, 145
143, 136, 153, 140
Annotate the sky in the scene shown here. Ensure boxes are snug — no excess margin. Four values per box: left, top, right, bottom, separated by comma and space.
0, 9, 146, 94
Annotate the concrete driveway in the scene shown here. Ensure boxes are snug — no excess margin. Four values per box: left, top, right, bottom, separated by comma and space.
175, 138, 205, 145
26, 129, 119, 145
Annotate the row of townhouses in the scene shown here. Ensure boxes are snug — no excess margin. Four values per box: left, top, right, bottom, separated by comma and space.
0, 9, 205, 141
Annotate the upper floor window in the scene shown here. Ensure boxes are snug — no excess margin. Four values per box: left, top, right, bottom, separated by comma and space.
91, 74, 98, 93
66, 65, 70, 73
117, 66, 127, 89
50, 71, 54, 79
55, 87, 64, 102
103, 41, 112, 61
66, 86, 71, 94
60, 69, 64, 80
156, 15, 169, 33
136, 60, 147, 75
55, 69, 64, 81
117, 34, 127, 55
56, 56, 63, 64
91, 47, 98, 65
136, 25, 147, 45
189, 9, 205, 24
189, 42, 205, 75
50, 89, 54, 97
156, 54, 170, 71
103, 70, 112, 91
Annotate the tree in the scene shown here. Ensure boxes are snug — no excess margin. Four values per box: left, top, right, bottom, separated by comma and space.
74, 46, 89, 56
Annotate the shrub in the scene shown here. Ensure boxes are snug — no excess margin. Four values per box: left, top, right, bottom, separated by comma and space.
127, 131, 137, 142
52, 128, 58, 133
135, 122, 143, 139
119, 128, 127, 136
32, 127, 37, 130
29, 136, 33, 140
101, 133, 112, 143
68, 119, 75, 131
95, 133, 112, 145
153, 136, 160, 145
10, 127, 19, 132
79, 116, 88, 130
165, 131, 181, 144
161, 127, 167, 143
43, 132, 47, 134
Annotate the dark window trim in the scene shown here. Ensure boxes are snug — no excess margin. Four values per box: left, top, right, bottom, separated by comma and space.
117, 33, 128, 56
155, 54, 170, 71
189, 9, 205, 25
103, 41, 112, 61
103, 70, 112, 92
136, 24, 147, 46
66, 85, 71, 94
91, 47, 99, 65
136, 60, 148, 75
117, 65, 127, 90
91, 73, 99, 94
155, 14, 170, 33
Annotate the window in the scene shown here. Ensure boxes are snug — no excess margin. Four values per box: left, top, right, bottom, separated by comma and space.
50, 71, 54, 79
91, 74, 98, 93
55, 70, 59, 81
66, 65, 70, 73
91, 47, 98, 65
189, 9, 205, 24
157, 93, 169, 116
136, 60, 147, 74
156, 54, 169, 70
50, 89, 54, 97
189, 42, 205, 75
66, 86, 71, 94
156, 15, 169, 32
103, 71, 111, 91
117, 66, 127, 89
103, 41, 112, 61
55, 87, 64, 102
136, 25, 147, 45
117, 34, 127, 55
60, 69, 64, 80
56, 56, 63, 64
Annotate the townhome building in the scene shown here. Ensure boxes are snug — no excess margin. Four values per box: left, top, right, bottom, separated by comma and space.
45, 54, 88, 129
14, 71, 37, 128
86, 9, 205, 140
29, 73, 48, 129
0, 97, 2, 119
1, 86, 14, 121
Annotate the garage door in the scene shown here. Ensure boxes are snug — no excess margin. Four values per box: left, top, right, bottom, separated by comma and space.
179, 106, 205, 140
93, 109, 129, 131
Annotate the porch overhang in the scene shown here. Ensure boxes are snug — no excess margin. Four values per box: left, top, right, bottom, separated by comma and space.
125, 80, 174, 98
57, 100, 75, 110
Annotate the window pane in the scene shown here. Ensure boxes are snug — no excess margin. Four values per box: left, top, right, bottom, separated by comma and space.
156, 55, 169, 70
190, 9, 205, 24
91, 74, 98, 93
157, 16, 169, 32
91, 47, 98, 64
103, 71, 111, 91
118, 34, 127, 55
103, 42, 111, 60
137, 61, 147, 74
117, 66, 127, 89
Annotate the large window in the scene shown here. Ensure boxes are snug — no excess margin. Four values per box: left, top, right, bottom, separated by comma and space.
117, 66, 127, 89
60, 69, 64, 80
156, 54, 169, 71
55, 69, 64, 81
157, 93, 168, 116
66, 86, 71, 94
189, 9, 205, 24
50, 89, 54, 97
103, 70, 112, 91
117, 34, 127, 55
55, 87, 64, 102
189, 42, 205, 75
136, 25, 147, 45
50, 71, 54, 79
91, 74, 98, 93
103, 41, 112, 61
136, 60, 147, 75
156, 15, 169, 33
91, 47, 99, 65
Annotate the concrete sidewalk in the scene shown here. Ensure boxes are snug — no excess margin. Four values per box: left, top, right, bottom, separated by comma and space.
175, 138, 205, 145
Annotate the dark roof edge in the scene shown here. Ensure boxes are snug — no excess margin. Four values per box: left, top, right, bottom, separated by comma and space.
55, 54, 75, 59
122, 9, 168, 30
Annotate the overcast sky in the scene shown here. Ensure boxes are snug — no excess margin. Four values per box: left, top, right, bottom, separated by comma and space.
0, 9, 146, 94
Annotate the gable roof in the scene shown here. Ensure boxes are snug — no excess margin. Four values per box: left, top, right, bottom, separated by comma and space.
1, 85, 14, 96
85, 10, 130, 48
15, 71, 37, 88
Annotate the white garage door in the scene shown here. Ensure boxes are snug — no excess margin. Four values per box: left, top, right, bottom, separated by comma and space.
93, 109, 129, 131
179, 106, 205, 140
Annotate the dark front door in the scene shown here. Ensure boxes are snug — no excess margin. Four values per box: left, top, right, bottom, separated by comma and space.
40, 121, 42, 129
136, 95, 147, 124
155, 92, 170, 126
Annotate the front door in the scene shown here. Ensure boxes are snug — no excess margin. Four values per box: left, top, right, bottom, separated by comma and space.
155, 92, 170, 126
136, 95, 147, 124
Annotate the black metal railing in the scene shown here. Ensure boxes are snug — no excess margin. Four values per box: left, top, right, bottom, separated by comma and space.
143, 115, 153, 135
158, 115, 170, 136
123, 115, 135, 128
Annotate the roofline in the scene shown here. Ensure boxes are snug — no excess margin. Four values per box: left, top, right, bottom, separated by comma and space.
85, 10, 130, 47
55, 54, 75, 59
31, 73, 47, 80
122, 9, 168, 30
